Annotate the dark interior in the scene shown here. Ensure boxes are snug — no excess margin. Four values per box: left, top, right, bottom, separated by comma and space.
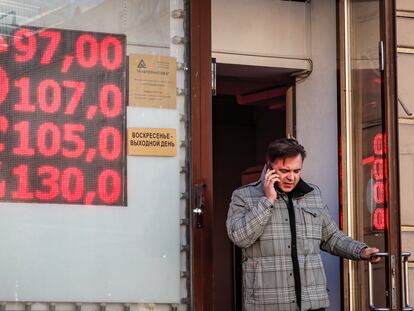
212, 63, 295, 310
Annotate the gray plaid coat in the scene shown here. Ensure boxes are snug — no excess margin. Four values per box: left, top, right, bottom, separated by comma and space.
227, 168, 367, 311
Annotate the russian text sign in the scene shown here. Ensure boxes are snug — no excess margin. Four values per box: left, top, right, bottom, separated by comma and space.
128, 128, 176, 156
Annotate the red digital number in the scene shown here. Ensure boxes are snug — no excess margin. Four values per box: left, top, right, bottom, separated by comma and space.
36, 166, 86, 203
99, 126, 121, 160
76, 34, 99, 68
38, 79, 61, 113
15, 78, 87, 114
35, 166, 60, 200
368, 132, 387, 208
14, 77, 36, 112
373, 182, 384, 204
13, 28, 36, 62
61, 167, 84, 202
63, 81, 85, 114
372, 158, 383, 180
0, 116, 8, 153
3, 28, 125, 205
373, 133, 385, 155
101, 36, 123, 70
98, 169, 121, 204
0, 34, 8, 53
13, 121, 35, 156
76, 34, 123, 70
0, 65, 9, 105
62, 123, 85, 158
37, 122, 61, 156
38, 30, 61, 65
373, 208, 385, 230
13, 121, 88, 158
99, 84, 122, 117
12, 164, 33, 199
0, 162, 5, 198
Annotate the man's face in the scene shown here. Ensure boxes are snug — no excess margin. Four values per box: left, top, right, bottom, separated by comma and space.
269, 154, 303, 193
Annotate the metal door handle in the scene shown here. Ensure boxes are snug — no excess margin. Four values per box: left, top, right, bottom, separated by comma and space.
193, 183, 206, 228
379, 40, 385, 71
402, 252, 412, 311
368, 252, 413, 310
369, 252, 389, 311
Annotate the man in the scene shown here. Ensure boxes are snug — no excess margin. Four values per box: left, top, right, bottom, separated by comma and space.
227, 138, 379, 311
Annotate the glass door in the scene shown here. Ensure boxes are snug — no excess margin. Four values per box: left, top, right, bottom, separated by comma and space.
349, 1, 387, 309
340, 0, 405, 310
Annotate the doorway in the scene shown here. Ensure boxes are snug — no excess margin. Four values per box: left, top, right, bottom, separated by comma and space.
190, 1, 402, 310
211, 63, 295, 310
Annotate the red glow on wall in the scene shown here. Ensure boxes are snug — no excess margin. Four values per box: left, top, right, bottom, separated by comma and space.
373, 208, 386, 230
362, 132, 388, 231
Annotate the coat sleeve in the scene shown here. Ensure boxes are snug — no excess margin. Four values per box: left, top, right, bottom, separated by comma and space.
226, 188, 273, 248
319, 205, 367, 260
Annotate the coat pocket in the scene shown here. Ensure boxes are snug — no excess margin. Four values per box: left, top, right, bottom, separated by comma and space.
302, 207, 322, 239
243, 258, 262, 303
304, 254, 329, 308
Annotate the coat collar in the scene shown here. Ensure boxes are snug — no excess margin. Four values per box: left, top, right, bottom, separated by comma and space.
290, 178, 314, 198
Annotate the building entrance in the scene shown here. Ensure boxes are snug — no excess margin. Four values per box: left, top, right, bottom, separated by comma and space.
191, 1, 404, 310
211, 63, 295, 310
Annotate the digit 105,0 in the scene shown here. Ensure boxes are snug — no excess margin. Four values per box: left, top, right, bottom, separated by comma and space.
6, 164, 122, 204
0, 120, 122, 161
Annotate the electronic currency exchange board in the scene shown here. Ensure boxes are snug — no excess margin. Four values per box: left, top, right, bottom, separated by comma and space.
0, 27, 126, 206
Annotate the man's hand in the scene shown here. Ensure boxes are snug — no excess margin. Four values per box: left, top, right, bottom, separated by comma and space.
263, 168, 280, 204
360, 247, 381, 264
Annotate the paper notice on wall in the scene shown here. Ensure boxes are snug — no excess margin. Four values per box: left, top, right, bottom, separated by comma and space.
128, 128, 176, 157
129, 54, 177, 109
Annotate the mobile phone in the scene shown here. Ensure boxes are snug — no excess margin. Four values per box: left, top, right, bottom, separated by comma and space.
267, 162, 282, 192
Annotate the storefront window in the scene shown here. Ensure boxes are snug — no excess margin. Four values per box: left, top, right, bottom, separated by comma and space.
348, 0, 387, 309
0, 1, 190, 310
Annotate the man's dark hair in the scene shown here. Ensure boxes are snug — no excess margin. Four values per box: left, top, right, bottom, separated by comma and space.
266, 138, 306, 163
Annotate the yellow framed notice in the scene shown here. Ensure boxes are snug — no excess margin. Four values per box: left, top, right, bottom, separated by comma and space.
128, 128, 176, 157
129, 54, 177, 109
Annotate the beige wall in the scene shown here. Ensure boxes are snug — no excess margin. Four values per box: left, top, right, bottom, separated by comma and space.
295, 1, 340, 310
212, 0, 310, 69
397, 0, 414, 11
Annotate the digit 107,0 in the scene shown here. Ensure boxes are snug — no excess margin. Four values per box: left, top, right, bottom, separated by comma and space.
4, 164, 122, 204
5, 77, 122, 118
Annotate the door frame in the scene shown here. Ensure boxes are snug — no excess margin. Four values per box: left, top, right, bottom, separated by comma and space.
190, 0, 214, 310
382, 0, 402, 308
338, 0, 401, 310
